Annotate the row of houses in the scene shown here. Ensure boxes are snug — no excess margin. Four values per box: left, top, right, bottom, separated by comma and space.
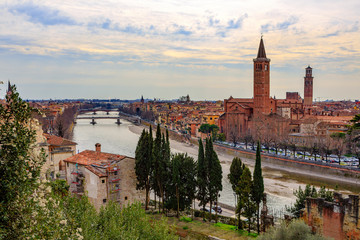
126, 99, 224, 137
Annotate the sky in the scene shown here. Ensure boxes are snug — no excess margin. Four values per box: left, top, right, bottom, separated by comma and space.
0, 0, 359, 101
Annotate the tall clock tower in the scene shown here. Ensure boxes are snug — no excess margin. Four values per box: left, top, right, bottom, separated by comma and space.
253, 37, 271, 116
304, 66, 314, 107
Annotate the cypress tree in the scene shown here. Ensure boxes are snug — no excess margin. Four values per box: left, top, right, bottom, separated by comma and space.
152, 124, 162, 210
135, 129, 152, 210
171, 153, 181, 218
228, 157, 243, 192
170, 153, 197, 217
148, 125, 157, 209
207, 138, 222, 221
164, 129, 171, 208
228, 157, 243, 229
161, 132, 171, 213
238, 166, 256, 232
252, 141, 264, 234
196, 138, 208, 211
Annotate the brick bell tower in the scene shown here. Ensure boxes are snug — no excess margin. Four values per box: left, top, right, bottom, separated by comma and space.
304, 66, 313, 107
253, 36, 271, 116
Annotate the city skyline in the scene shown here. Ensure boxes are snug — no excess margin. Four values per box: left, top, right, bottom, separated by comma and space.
0, 0, 359, 100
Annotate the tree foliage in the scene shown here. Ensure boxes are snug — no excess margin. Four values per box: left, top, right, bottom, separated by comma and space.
168, 153, 197, 217
288, 184, 333, 218
206, 138, 223, 221
348, 114, 360, 166
228, 157, 244, 229
196, 139, 208, 210
252, 141, 264, 234
228, 157, 244, 192
0, 85, 46, 238
198, 124, 219, 134
258, 219, 326, 240
135, 129, 152, 210
237, 166, 256, 232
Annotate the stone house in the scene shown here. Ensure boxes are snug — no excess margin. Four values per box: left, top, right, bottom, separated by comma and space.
63, 143, 145, 210
43, 133, 76, 179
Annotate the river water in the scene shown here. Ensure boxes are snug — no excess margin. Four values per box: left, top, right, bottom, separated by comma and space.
73, 112, 298, 216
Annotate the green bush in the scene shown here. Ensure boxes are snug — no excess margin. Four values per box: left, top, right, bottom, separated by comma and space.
214, 222, 237, 231
180, 216, 193, 223
258, 219, 326, 240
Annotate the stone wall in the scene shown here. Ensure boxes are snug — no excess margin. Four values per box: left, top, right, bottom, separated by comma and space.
302, 194, 360, 240
118, 157, 145, 207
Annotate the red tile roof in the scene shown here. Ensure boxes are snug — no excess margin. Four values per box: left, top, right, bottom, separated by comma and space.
64, 150, 125, 166
43, 133, 77, 146
85, 165, 107, 177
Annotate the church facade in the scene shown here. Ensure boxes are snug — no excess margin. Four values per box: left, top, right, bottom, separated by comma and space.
219, 37, 313, 141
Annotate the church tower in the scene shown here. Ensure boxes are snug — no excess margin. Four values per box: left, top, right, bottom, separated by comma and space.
253, 37, 271, 116
304, 66, 313, 107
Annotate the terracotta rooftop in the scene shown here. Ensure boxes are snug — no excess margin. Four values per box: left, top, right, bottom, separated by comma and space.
314, 116, 353, 122
64, 150, 126, 166
43, 133, 77, 146
227, 97, 253, 103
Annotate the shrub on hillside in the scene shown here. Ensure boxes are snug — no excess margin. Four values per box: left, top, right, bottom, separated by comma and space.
258, 219, 327, 240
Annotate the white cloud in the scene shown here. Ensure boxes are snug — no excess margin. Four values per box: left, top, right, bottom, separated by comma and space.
0, 0, 359, 100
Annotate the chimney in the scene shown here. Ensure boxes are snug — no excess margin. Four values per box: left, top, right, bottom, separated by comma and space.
95, 143, 101, 152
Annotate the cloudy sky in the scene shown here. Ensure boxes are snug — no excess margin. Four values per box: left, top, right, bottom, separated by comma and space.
0, 0, 359, 100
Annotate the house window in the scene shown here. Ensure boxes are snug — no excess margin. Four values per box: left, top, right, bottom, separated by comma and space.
103, 199, 107, 203
114, 171, 118, 175
125, 196, 128, 200
67, 163, 69, 167
102, 179, 105, 183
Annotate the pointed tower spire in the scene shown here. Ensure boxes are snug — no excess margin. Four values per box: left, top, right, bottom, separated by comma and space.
257, 37, 267, 58
7, 80, 13, 95
253, 36, 271, 116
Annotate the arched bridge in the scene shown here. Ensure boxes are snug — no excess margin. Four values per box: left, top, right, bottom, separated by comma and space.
78, 108, 120, 115
75, 110, 140, 125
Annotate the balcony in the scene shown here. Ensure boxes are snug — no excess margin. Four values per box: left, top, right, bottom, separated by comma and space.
110, 178, 120, 183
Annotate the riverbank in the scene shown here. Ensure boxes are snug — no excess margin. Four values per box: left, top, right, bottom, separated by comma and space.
129, 124, 358, 204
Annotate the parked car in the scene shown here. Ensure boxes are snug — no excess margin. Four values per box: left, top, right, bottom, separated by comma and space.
202, 207, 216, 213
202, 207, 209, 212
212, 206, 222, 214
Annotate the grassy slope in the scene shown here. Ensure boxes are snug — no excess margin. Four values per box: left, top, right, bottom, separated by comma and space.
150, 213, 257, 240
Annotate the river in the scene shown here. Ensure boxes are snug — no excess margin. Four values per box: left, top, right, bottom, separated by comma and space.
73, 112, 304, 216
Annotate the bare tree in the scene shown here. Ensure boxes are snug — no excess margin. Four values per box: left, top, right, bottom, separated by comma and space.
54, 106, 78, 139
288, 137, 298, 158
261, 124, 273, 153
280, 134, 290, 157
243, 131, 253, 150
307, 136, 321, 161
318, 135, 333, 162
230, 129, 239, 147
331, 132, 346, 164
349, 129, 360, 167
